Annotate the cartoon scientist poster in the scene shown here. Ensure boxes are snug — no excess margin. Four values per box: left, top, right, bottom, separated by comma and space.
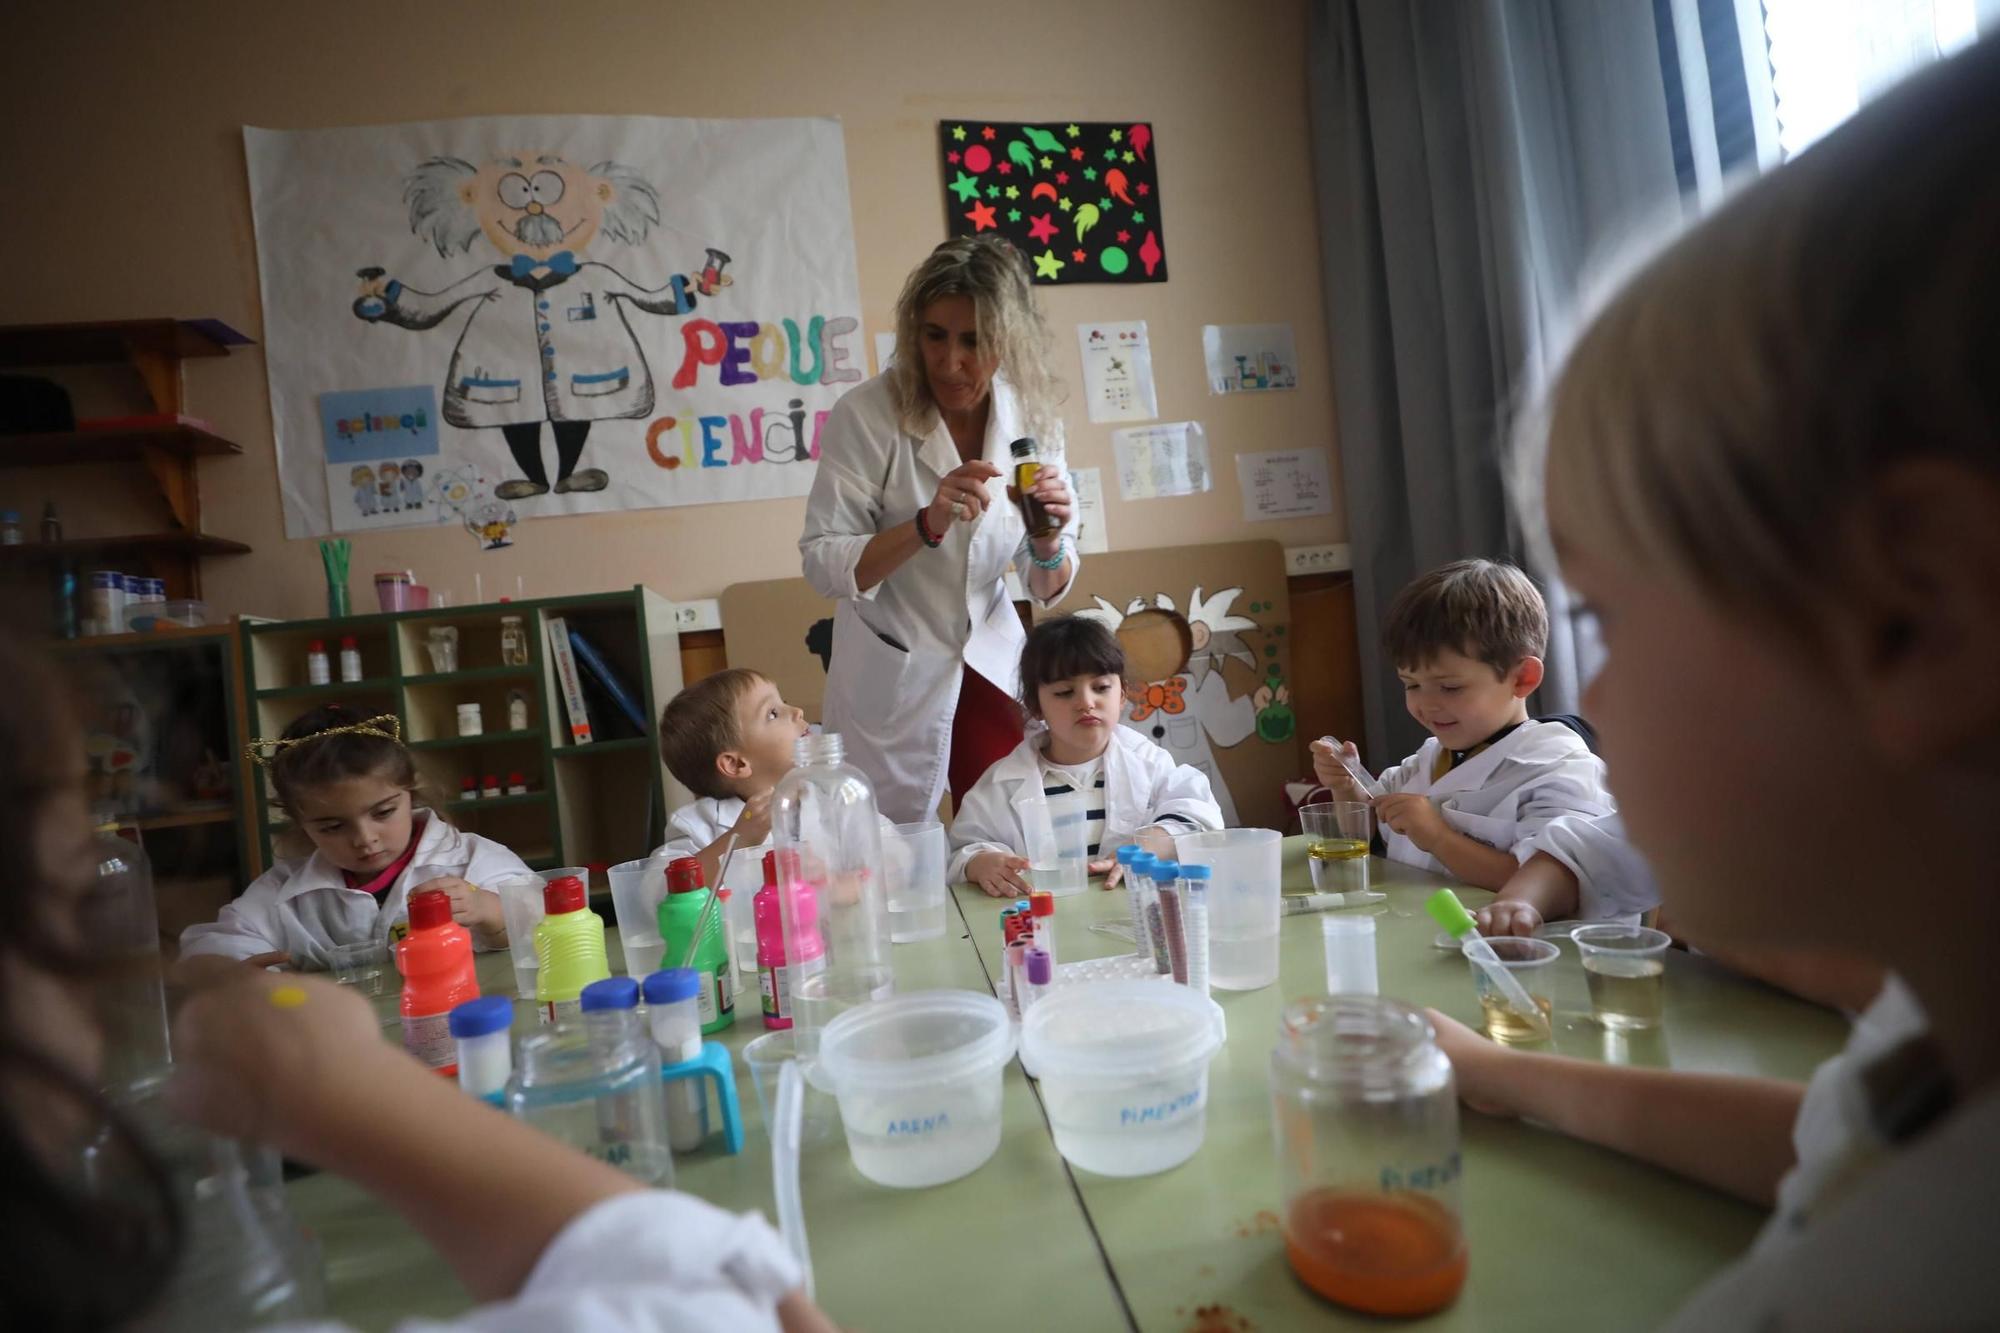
246, 115, 864, 538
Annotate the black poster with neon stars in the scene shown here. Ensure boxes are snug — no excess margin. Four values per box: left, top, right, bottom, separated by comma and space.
938, 120, 1166, 284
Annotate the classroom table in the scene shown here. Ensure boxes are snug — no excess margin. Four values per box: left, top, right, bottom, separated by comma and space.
952, 841, 1849, 1331
288, 842, 1849, 1331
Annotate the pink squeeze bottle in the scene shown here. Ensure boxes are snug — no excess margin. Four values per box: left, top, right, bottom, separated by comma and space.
756, 848, 823, 1030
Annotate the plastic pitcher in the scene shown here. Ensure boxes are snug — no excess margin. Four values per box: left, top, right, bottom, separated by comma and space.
607, 856, 669, 979
884, 820, 948, 942
1173, 829, 1282, 990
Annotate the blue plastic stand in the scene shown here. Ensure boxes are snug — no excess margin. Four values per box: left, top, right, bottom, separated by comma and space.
663, 1042, 745, 1156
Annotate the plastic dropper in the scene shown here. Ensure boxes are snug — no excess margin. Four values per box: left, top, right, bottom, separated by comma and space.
1314, 735, 1386, 799
1425, 889, 1547, 1031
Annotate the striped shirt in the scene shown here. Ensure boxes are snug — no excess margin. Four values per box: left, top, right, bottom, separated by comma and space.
1039, 756, 1107, 857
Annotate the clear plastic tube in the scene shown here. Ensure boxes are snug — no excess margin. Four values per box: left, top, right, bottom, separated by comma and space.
1183, 872, 1210, 998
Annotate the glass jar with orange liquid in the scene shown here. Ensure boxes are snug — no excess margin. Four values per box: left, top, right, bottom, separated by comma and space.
1268, 996, 1467, 1317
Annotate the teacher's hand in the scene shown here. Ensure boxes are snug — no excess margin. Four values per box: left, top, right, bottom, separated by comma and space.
926, 461, 1002, 535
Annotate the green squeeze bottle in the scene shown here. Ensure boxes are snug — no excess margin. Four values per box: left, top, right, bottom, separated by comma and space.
658, 856, 736, 1035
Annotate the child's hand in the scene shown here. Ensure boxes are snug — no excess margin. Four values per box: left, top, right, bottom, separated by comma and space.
415, 876, 506, 937
732, 789, 774, 847
168, 968, 403, 1158
967, 851, 1031, 898
1089, 855, 1124, 889
1310, 738, 1370, 803
1476, 900, 1545, 938
1422, 1008, 1517, 1118
1375, 793, 1449, 852
1136, 826, 1177, 861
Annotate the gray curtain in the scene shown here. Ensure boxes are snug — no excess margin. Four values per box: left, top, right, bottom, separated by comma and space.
1307, 0, 1682, 764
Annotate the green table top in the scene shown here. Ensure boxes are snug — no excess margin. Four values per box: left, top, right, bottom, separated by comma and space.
951, 839, 1849, 1331
289, 839, 1847, 1331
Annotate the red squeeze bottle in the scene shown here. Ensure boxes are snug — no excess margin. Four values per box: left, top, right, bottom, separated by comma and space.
396, 888, 479, 1075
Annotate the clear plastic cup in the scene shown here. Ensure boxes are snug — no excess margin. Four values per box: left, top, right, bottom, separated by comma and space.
326, 940, 387, 995
608, 857, 668, 979
1021, 981, 1225, 1177
1014, 793, 1059, 879
885, 820, 948, 942
1301, 801, 1372, 896
490, 872, 547, 1000
816, 990, 1014, 1188
507, 1011, 672, 1185
722, 850, 766, 978
743, 1028, 840, 1144
1322, 915, 1379, 995
1044, 791, 1090, 896
1464, 936, 1561, 1045
1172, 829, 1283, 990
1573, 924, 1671, 1030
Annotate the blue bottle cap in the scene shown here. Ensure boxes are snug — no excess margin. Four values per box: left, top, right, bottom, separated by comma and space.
1152, 861, 1180, 880
642, 967, 702, 1005
1114, 844, 1143, 865
1178, 863, 1212, 880
447, 995, 514, 1039
1130, 854, 1157, 877
1015, 899, 1031, 912
580, 976, 640, 1012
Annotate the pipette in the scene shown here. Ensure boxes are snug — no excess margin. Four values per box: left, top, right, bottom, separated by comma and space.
1280, 890, 1387, 916
1426, 889, 1548, 1032
1314, 736, 1385, 799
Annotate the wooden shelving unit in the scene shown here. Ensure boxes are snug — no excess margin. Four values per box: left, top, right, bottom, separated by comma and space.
241, 587, 686, 891
0, 317, 253, 604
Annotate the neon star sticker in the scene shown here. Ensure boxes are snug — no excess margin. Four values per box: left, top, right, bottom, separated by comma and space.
986, 184, 1001, 199
951, 125, 967, 142
965, 200, 998, 231
981, 126, 997, 140
948, 171, 981, 203
1055, 171, 1069, 185
1057, 197, 1073, 212
1115, 229, 1131, 242
1065, 123, 1081, 137
1104, 147, 1119, 161
1007, 208, 1023, 222
1070, 146, 1085, 160
1099, 197, 1112, 210
1110, 128, 1123, 142
1071, 248, 1087, 262
1039, 156, 1052, 169
1137, 182, 1151, 196
1033, 250, 1066, 279
1026, 212, 1060, 244
947, 150, 960, 164
1122, 150, 1136, 164
1131, 210, 1146, 223
1082, 166, 1098, 181
1004, 185, 1020, 199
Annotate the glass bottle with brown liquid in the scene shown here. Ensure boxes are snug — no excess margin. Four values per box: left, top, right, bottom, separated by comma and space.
1008, 438, 1060, 540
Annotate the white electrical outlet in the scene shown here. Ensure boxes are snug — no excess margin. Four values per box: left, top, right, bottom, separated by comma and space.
1284, 543, 1353, 576
671, 599, 723, 632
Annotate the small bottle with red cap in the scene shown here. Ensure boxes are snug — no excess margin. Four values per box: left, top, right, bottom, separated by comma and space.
1029, 889, 1058, 969
656, 857, 735, 1034
396, 888, 480, 1073
534, 873, 611, 1025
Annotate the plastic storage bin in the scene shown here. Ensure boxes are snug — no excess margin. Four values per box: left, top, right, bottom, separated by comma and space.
1020, 980, 1224, 1177
815, 990, 1013, 1189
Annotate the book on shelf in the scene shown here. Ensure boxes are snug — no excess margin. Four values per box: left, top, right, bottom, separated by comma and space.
543, 616, 593, 745
567, 629, 648, 736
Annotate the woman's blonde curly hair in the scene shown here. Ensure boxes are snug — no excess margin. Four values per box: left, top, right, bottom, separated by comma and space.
889, 235, 1062, 445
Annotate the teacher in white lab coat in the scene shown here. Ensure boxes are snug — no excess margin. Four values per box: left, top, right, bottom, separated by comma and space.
800, 236, 1080, 824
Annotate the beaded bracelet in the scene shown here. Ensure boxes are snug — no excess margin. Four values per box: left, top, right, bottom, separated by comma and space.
914, 508, 943, 548
1029, 537, 1070, 570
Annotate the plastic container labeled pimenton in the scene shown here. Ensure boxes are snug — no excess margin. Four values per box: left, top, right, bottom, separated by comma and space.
449, 996, 515, 1098
773, 732, 893, 1069
534, 875, 611, 1025
397, 889, 481, 1074
1021, 980, 1224, 1178
815, 990, 1014, 1189
506, 1011, 673, 1187
1269, 996, 1466, 1317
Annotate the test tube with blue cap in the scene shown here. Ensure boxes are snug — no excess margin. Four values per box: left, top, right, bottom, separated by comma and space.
639, 968, 711, 1151
1179, 864, 1212, 997
1155, 861, 1188, 983
449, 996, 515, 1099
1115, 844, 1147, 947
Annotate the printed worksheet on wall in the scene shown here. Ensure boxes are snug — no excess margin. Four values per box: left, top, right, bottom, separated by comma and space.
1077, 320, 1158, 423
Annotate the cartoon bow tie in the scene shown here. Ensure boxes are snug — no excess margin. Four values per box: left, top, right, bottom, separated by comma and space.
510, 251, 578, 278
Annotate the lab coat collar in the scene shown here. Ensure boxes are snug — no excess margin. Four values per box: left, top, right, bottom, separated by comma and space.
913, 378, 1023, 483
273, 811, 461, 905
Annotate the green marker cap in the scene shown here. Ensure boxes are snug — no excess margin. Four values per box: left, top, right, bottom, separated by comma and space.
1425, 888, 1477, 938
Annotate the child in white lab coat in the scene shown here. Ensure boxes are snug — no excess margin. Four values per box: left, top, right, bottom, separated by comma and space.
654, 669, 813, 887
951, 615, 1223, 897
178, 706, 526, 972
1472, 811, 1659, 937
1312, 559, 1613, 890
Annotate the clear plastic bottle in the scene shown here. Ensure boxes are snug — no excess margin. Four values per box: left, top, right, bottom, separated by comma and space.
80, 828, 172, 1091
771, 732, 891, 1069
1269, 996, 1466, 1317
508, 1011, 672, 1185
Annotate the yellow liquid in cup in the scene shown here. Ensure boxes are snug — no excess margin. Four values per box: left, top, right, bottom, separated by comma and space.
1478, 992, 1553, 1046
1585, 956, 1665, 1029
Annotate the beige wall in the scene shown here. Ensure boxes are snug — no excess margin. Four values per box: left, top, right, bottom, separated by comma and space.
4, 0, 1339, 621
